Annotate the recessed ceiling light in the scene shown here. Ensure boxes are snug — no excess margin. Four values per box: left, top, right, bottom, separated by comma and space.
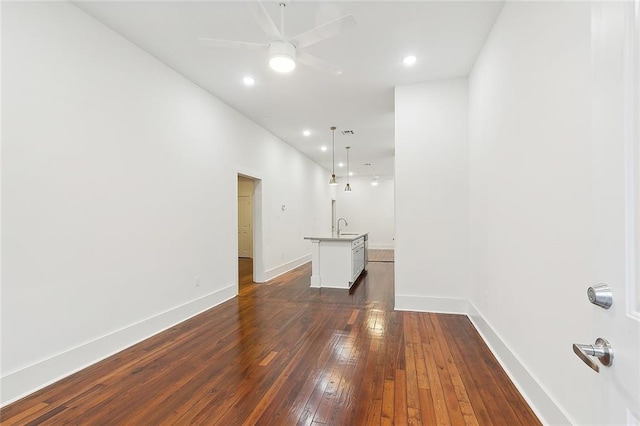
338, 162, 344, 168
321, 146, 328, 151
243, 76, 255, 86
349, 172, 354, 176
303, 130, 311, 137
403, 55, 417, 66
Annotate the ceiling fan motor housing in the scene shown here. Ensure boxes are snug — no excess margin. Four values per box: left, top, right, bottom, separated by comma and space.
269, 40, 296, 72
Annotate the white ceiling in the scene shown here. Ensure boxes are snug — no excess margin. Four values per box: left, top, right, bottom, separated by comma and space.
74, 1, 504, 178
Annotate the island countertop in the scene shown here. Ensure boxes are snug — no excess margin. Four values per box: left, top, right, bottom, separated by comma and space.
303, 232, 368, 242
304, 232, 368, 289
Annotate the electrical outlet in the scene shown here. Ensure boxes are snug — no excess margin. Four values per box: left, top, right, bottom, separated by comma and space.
195, 276, 200, 287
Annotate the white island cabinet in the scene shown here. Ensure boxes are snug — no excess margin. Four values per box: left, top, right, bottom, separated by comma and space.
303, 233, 368, 289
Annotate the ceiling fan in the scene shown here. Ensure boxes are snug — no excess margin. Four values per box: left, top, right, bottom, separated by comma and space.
198, 1, 356, 76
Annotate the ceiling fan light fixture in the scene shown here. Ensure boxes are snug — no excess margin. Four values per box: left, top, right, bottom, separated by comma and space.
269, 41, 296, 73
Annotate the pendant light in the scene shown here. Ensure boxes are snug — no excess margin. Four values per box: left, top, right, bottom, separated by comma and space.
329, 126, 338, 185
344, 146, 352, 192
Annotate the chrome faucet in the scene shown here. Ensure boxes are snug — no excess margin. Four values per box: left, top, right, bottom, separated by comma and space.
337, 218, 348, 236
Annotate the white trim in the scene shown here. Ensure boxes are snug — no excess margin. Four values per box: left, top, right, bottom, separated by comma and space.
0, 285, 236, 407
259, 255, 311, 283
395, 295, 468, 314
624, 0, 640, 318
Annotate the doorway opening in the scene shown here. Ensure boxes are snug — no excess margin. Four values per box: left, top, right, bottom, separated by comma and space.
237, 174, 261, 292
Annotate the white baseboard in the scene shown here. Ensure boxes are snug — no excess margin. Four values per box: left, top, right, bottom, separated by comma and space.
369, 244, 395, 250
395, 294, 468, 314
259, 254, 311, 283
466, 303, 570, 425
0, 285, 236, 407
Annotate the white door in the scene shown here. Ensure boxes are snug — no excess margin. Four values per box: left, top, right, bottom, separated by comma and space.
238, 195, 253, 258
576, 2, 640, 424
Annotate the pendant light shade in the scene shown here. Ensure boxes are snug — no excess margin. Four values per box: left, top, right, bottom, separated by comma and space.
329, 126, 338, 185
344, 146, 352, 192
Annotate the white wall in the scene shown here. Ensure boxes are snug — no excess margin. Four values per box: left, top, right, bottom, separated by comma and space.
334, 176, 394, 249
394, 3, 594, 422
394, 78, 469, 313
1, 2, 331, 404
468, 2, 591, 424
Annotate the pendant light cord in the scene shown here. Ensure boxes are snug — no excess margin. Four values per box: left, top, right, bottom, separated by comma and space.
331, 126, 336, 175
345, 146, 351, 191
346, 146, 350, 181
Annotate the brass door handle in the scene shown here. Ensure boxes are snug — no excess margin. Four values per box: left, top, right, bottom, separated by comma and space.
572, 338, 613, 372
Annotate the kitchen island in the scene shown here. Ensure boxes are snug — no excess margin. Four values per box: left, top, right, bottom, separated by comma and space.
303, 233, 368, 289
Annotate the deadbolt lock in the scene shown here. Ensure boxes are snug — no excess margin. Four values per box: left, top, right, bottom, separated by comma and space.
587, 283, 612, 309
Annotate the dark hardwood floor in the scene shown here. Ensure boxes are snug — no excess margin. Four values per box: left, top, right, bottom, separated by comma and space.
0, 259, 540, 425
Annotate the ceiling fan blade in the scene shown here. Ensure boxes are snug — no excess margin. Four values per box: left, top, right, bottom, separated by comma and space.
248, 1, 282, 40
297, 51, 343, 76
290, 15, 356, 49
198, 37, 266, 50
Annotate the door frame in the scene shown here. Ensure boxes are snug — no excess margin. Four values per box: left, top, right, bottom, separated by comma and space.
236, 172, 264, 291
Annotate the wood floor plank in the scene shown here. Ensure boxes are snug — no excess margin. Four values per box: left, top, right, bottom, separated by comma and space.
425, 313, 466, 425
418, 387, 438, 426
368, 249, 395, 262
0, 402, 48, 426
259, 351, 279, 366
381, 379, 395, 422
444, 314, 525, 425
365, 399, 382, 426
437, 315, 494, 426
403, 315, 422, 425
0, 260, 540, 426
267, 321, 344, 425
350, 336, 381, 425
430, 314, 479, 426
312, 327, 358, 424
394, 369, 409, 425
409, 314, 430, 391
420, 322, 452, 425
